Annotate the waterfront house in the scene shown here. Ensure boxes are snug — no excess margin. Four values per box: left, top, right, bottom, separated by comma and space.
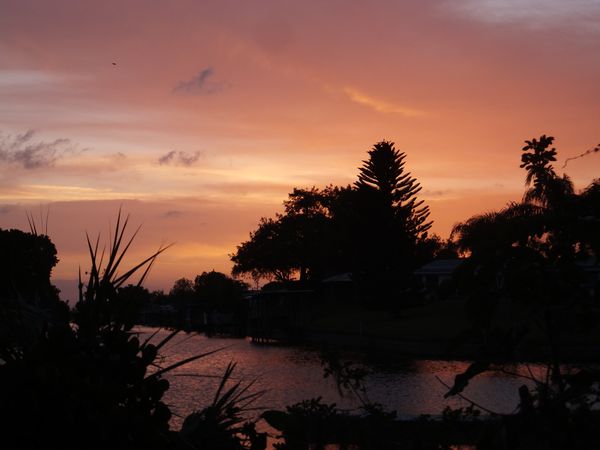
414, 258, 465, 288
247, 288, 315, 343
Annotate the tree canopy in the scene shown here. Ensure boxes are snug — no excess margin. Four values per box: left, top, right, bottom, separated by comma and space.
445, 136, 600, 448
0, 228, 60, 304
165, 271, 249, 312
449, 134, 600, 393
194, 270, 248, 311
231, 186, 346, 282
453, 135, 597, 262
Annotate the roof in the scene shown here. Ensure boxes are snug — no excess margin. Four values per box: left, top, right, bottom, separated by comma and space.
414, 259, 465, 275
577, 259, 600, 272
257, 289, 315, 295
321, 272, 353, 283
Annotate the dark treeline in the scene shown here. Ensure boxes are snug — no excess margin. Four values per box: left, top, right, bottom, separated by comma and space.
133, 270, 249, 335
231, 140, 455, 306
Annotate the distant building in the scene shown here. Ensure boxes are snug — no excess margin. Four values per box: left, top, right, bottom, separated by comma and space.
320, 272, 360, 305
414, 259, 465, 288
414, 258, 600, 299
247, 289, 315, 343
139, 303, 178, 326
577, 259, 600, 297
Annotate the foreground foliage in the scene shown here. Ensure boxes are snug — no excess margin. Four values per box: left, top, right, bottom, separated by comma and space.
0, 212, 266, 450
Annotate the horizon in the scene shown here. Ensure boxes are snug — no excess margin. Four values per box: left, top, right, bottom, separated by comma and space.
1, 0, 600, 300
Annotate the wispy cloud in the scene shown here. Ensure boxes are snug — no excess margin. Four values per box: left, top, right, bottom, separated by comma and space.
158, 150, 202, 167
162, 210, 184, 218
0, 70, 67, 88
111, 152, 127, 161
0, 204, 18, 214
0, 130, 83, 169
422, 189, 450, 198
447, 0, 600, 26
173, 67, 229, 95
157, 151, 174, 165
342, 87, 425, 117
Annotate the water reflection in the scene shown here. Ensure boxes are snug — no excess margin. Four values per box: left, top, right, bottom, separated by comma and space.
137, 326, 533, 427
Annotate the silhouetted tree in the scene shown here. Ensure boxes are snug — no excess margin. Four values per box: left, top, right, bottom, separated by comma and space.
0, 228, 65, 355
231, 217, 296, 282
193, 270, 249, 336
355, 140, 431, 239
281, 186, 353, 280
149, 289, 169, 305
521, 135, 575, 207
417, 233, 459, 260
349, 141, 432, 305
451, 201, 545, 256
166, 277, 198, 326
232, 141, 434, 292
116, 284, 152, 327
0, 228, 60, 304
578, 179, 600, 259
231, 186, 351, 282
169, 277, 195, 301
193, 270, 248, 311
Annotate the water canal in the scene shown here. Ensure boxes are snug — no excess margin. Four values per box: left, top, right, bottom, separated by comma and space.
139, 326, 534, 426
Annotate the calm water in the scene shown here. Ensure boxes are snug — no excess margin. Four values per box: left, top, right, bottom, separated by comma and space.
137, 326, 539, 427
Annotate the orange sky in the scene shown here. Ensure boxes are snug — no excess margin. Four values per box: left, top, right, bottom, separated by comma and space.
1, 0, 599, 300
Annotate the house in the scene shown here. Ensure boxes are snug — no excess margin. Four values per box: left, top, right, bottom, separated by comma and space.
320, 272, 360, 305
247, 289, 315, 343
413, 259, 465, 288
138, 303, 178, 327
414, 257, 600, 299
577, 259, 600, 297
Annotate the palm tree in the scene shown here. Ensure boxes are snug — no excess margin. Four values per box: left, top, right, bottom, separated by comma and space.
451, 202, 545, 256
453, 135, 579, 258
520, 135, 574, 208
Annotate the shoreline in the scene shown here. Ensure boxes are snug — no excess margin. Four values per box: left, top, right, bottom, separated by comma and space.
304, 329, 600, 363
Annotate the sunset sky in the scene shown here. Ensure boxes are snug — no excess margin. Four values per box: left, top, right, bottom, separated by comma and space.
1, 0, 599, 300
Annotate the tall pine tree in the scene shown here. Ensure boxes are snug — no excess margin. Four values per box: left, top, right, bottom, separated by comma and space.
356, 140, 431, 238
352, 141, 431, 295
